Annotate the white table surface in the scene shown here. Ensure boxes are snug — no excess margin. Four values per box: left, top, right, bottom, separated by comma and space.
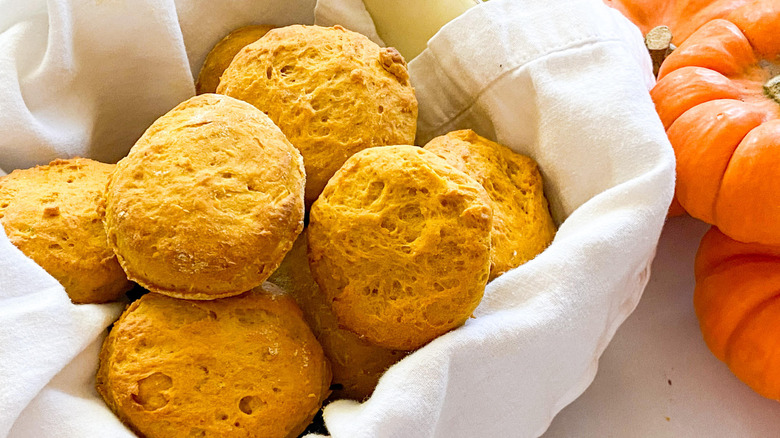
542, 215, 780, 438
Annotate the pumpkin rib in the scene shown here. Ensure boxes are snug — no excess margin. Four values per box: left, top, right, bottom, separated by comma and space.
652, 66, 742, 129
667, 99, 763, 224
715, 119, 780, 244
723, 290, 780, 362
728, 0, 780, 58
694, 261, 780, 361
723, 294, 780, 400
657, 19, 756, 80
669, 0, 757, 45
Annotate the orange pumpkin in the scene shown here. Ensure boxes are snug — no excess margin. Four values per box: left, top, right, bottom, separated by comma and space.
604, 0, 754, 219
650, 0, 780, 245
694, 226, 780, 400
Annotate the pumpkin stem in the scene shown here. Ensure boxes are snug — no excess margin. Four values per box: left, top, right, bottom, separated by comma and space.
645, 25, 674, 77
765, 75, 780, 106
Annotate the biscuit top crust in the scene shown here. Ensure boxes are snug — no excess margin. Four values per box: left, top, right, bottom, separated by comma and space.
424, 129, 556, 279
96, 283, 331, 438
0, 158, 131, 303
104, 94, 305, 299
217, 24, 418, 205
308, 145, 492, 351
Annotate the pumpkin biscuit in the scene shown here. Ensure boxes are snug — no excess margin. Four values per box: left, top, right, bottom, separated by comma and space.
424, 130, 556, 280
0, 158, 131, 304
269, 231, 406, 401
217, 24, 418, 205
308, 146, 493, 351
104, 94, 305, 300
96, 283, 331, 438
196, 25, 274, 95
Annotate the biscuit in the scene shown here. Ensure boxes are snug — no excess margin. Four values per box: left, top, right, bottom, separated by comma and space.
96, 283, 331, 438
269, 231, 406, 401
217, 24, 418, 205
424, 130, 556, 279
0, 158, 131, 304
196, 25, 274, 95
104, 94, 305, 300
308, 146, 492, 351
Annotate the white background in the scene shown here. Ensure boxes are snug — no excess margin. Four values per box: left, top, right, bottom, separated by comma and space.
543, 216, 780, 437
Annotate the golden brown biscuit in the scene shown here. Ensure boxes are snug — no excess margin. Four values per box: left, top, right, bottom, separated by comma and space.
269, 231, 406, 401
0, 158, 131, 304
217, 24, 418, 205
104, 94, 305, 300
96, 283, 331, 438
196, 25, 274, 95
308, 146, 492, 351
424, 130, 556, 280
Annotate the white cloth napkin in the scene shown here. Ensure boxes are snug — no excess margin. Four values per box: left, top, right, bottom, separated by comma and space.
0, 0, 675, 437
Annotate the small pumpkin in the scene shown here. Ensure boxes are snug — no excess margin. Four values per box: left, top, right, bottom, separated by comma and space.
604, 0, 753, 218
650, 0, 780, 245
694, 226, 780, 400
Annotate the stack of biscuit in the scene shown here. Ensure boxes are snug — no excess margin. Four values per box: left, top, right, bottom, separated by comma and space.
1, 23, 558, 437
96, 93, 332, 438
